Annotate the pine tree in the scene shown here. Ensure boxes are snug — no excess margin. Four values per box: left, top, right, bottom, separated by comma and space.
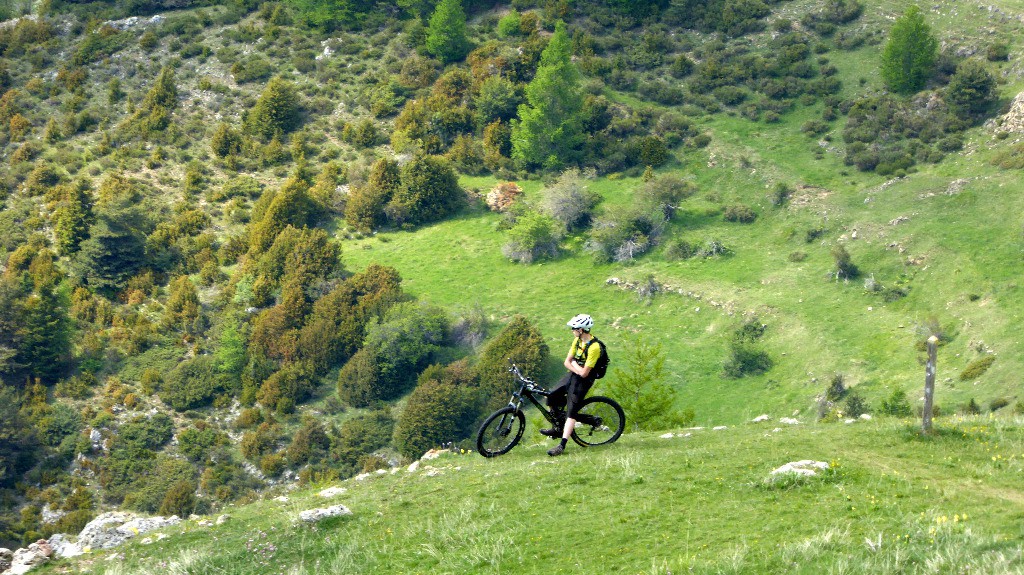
946, 59, 996, 119
880, 5, 938, 94
16, 286, 72, 383
425, 0, 470, 64
511, 21, 584, 170
53, 184, 94, 256
74, 215, 146, 296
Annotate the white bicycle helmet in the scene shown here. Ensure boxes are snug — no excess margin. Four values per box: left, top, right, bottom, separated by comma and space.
567, 313, 594, 331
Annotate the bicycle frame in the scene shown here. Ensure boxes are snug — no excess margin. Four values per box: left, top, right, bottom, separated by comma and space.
506, 365, 560, 426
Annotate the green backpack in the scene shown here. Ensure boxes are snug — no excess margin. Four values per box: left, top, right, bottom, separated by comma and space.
581, 337, 609, 379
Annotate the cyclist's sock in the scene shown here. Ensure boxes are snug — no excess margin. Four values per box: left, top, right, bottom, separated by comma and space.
558, 438, 567, 449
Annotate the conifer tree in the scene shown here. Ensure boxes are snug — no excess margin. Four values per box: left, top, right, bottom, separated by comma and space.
345, 157, 400, 232
53, 183, 94, 256
880, 5, 938, 94
511, 21, 584, 170
245, 76, 302, 141
16, 285, 71, 383
74, 215, 146, 296
425, 0, 470, 64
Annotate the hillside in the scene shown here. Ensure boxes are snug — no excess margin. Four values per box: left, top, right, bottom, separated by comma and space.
1, 0, 1024, 555
31, 418, 1024, 574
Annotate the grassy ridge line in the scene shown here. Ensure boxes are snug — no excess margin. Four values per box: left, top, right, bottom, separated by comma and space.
44, 418, 1024, 574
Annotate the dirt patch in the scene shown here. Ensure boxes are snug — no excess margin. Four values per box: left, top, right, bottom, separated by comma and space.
790, 185, 831, 207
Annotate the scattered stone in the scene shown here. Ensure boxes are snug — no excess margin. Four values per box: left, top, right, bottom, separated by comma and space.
274, 496, 289, 503
421, 449, 443, 460
7, 540, 53, 575
713, 426, 728, 431
771, 460, 829, 477
318, 486, 347, 498
196, 520, 213, 528
485, 182, 522, 212
298, 505, 352, 524
859, 414, 872, 421
659, 432, 675, 439
752, 414, 771, 423
215, 515, 230, 526
779, 417, 801, 425
407, 460, 421, 473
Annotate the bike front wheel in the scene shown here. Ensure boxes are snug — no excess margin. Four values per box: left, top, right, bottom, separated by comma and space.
571, 396, 625, 447
476, 406, 526, 457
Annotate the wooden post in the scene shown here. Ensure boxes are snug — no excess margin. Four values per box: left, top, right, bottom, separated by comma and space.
922, 335, 938, 433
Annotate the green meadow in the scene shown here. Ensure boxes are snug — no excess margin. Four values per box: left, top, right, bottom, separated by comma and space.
39, 417, 1024, 574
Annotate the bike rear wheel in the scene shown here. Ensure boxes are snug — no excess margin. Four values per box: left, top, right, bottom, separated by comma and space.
476, 406, 526, 457
571, 396, 625, 447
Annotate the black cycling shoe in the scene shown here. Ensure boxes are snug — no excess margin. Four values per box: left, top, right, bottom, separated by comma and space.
547, 444, 565, 456
539, 427, 562, 438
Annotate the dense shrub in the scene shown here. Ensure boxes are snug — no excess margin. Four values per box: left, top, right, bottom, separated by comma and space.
393, 362, 480, 459
338, 302, 450, 407
723, 204, 757, 223
160, 355, 222, 411
502, 209, 561, 264
538, 168, 601, 232
959, 355, 995, 381
475, 316, 549, 412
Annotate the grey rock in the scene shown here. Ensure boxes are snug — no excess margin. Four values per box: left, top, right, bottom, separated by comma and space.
8, 540, 53, 575
46, 534, 83, 559
0, 547, 12, 573
298, 505, 352, 523
76, 512, 181, 551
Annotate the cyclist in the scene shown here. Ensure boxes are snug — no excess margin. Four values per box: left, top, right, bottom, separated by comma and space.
541, 313, 602, 456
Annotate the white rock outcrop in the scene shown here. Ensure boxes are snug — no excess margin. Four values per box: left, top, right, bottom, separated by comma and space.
770, 460, 830, 477
76, 512, 181, 552
298, 505, 352, 523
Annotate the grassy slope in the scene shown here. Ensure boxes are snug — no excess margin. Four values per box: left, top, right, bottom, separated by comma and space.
339, 0, 1024, 424
39, 417, 1024, 574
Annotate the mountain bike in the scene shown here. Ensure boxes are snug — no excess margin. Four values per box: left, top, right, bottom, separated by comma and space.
476, 362, 625, 457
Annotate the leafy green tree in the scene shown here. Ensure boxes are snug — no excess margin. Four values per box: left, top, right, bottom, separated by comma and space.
511, 21, 584, 170
880, 5, 938, 94
245, 76, 302, 141
946, 59, 997, 119
425, 0, 470, 64
474, 75, 521, 128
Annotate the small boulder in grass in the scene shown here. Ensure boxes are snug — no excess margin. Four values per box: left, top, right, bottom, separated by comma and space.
770, 460, 829, 477
299, 505, 352, 524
